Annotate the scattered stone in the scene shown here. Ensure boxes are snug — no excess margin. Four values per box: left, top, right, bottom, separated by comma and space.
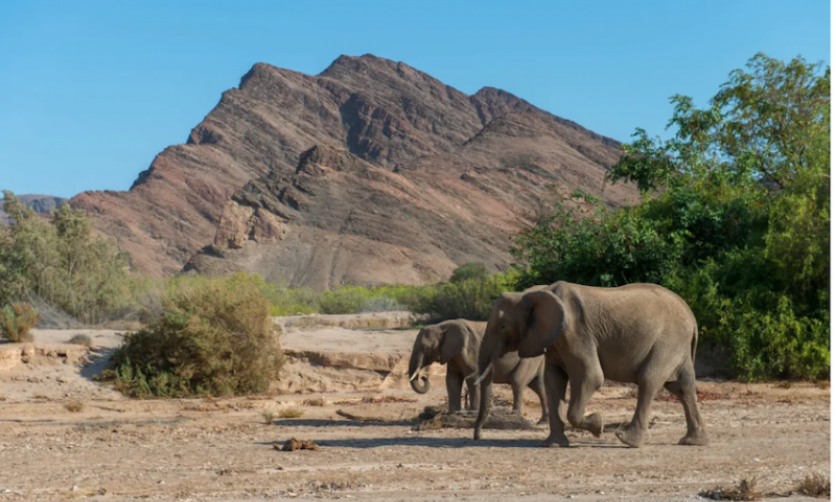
275, 438, 319, 451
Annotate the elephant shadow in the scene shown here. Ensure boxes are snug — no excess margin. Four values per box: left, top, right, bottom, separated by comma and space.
268, 419, 415, 428
258, 434, 627, 449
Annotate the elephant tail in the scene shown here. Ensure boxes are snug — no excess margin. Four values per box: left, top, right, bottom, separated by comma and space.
690, 325, 698, 363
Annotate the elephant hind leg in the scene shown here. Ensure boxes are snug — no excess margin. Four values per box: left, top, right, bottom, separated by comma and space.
615, 377, 659, 448
527, 376, 549, 424
664, 364, 709, 446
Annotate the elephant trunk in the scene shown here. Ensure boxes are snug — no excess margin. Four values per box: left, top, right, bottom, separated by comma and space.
473, 372, 493, 440
408, 352, 429, 394
410, 375, 430, 394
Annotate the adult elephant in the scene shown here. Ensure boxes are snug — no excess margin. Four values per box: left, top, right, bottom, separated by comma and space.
472, 281, 708, 448
408, 319, 548, 421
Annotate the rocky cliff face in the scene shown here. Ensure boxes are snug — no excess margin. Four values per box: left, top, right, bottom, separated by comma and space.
71, 54, 638, 287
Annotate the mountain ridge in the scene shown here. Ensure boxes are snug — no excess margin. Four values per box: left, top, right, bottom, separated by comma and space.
70, 54, 637, 286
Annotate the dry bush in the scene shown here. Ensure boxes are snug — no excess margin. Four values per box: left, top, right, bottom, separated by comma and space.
0, 303, 39, 342
303, 397, 326, 407
816, 380, 830, 390
65, 400, 84, 413
67, 334, 92, 347
700, 478, 761, 501
261, 409, 276, 424
278, 407, 304, 419
413, 406, 535, 431
112, 273, 284, 398
795, 473, 830, 498
774, 381, 793, 389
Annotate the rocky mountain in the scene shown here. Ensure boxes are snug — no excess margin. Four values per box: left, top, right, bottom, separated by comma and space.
71, 54, 638, 288
0, 194, 67, 225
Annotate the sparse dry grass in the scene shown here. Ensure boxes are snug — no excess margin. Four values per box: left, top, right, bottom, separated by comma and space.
303, 397, 326, 407
278, 407, 304, 419
262, 409, 276, 424
700, 478, 761, 501
795, 473, 830, 498
774, 381, 793, 389
65, 400, 84, 413
816, 380, 830, 390
360, 395, 417, 404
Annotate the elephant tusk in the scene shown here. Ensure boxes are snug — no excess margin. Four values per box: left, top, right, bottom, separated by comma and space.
472, 360, 494, 385
409, 370, 420, 382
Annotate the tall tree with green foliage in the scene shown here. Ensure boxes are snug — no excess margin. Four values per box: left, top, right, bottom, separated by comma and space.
513, 54, 829, 380
0, 191, 144, 324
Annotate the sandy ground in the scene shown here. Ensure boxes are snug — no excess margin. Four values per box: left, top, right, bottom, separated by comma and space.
0, 320, 829, 502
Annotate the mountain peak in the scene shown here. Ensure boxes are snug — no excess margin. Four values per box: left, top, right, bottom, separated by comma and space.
73, 54, 637, 282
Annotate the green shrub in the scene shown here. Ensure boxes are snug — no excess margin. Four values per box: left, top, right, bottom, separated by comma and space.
113, 273, 284, 398
358, 295, 405, 313
449, 262, 489, 283
318, 286, 372, 315
262, 282, 319, 316
413, 272, 517, 322
0, 303, 39, 342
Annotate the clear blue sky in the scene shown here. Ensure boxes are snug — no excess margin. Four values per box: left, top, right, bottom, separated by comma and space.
0, 0, 829, 198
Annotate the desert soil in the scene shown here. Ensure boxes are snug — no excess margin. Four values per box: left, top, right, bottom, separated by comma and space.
0, 315, 829, 502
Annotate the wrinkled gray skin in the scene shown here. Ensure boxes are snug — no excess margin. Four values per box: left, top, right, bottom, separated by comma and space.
473, 281, 709, 448
408, 319, 548, 421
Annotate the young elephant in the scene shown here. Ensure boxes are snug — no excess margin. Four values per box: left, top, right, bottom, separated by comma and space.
473, 281, 708, 448
408, 319, 548, 421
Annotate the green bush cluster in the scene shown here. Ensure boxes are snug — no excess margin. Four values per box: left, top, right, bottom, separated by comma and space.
169, 263, 505, 322
113, 273, 284, 398
0, 302, 39, 342
513, 54, 829, 381
0, 193, 154, 325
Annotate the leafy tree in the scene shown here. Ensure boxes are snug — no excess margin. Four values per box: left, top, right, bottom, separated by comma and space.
0, 191, 143, 324
513, 54, 829, 380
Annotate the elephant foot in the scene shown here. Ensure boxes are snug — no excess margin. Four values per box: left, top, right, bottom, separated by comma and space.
678, 428, 709, 446
542, 434, 570, 448
584, 412, 604, 438
614, 422, 645, 448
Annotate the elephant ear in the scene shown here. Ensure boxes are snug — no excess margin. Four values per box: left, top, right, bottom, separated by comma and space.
439, 322, 467, 365
517, 290, 567, 358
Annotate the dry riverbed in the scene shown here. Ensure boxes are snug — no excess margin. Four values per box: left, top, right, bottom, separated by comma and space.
0, 319, 829, 502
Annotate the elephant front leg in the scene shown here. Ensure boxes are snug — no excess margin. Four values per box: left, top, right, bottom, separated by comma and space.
542, 364, 570, 448
567, 371, 605, 439
446, 370, 464, 413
